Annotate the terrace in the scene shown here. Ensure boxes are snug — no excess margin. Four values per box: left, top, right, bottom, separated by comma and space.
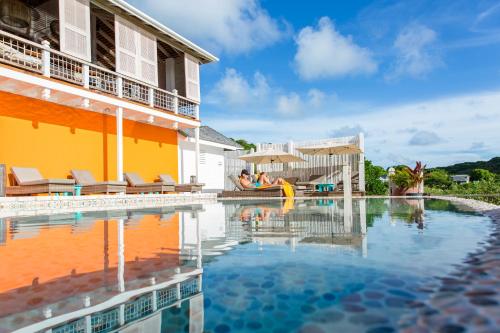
0, 0, 217, 126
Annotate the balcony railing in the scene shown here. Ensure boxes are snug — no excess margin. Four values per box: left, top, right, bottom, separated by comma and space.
0, 30, 199, 120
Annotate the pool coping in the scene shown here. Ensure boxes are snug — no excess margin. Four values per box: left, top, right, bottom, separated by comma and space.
0, 193, 218, 218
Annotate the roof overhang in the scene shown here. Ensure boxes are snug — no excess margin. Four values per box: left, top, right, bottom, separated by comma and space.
100, 0, 219, 64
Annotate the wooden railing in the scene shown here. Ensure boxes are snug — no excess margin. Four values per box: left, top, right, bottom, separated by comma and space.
0, 30, 199, 119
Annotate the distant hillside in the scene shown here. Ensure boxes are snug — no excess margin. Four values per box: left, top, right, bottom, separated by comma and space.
435, 157, 500, 175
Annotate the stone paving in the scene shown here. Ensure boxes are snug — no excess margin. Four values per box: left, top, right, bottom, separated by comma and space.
399, 198, 500, 333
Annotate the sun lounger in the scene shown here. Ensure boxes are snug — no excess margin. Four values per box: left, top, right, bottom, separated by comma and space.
71, 170, 127, 195
296, 174, 327, 190
220, 175, 284, 198
157, 174, 203, 193
6, 167, 75, 196
124, 172, 173, 194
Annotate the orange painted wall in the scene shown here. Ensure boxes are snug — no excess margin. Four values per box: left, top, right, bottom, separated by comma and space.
0, 92, 178, 183
0, 214, 180, 294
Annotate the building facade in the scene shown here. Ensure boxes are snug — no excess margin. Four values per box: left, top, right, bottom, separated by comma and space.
178, 126, 242, 192
0, 0, 217, 185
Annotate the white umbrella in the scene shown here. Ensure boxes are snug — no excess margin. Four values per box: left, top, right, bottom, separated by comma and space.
296, 144, 362, 156
296, 144, 363, 186
238, 149, 305, 164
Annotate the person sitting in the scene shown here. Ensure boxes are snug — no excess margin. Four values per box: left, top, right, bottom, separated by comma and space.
239, 169, 256, 189
258, 172, 285, 186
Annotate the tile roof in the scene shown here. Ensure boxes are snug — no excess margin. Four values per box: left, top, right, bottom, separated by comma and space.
180, 126, 243, 149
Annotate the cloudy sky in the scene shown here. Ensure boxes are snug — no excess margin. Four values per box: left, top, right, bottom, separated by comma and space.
128, 0, 500, 167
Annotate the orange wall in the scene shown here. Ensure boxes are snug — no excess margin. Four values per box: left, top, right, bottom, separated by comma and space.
0, 92, 178, 183
0, 214, 180, 294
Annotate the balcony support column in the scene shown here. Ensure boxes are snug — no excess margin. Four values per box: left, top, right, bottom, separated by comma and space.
41, 40, 51, 78
116, 107, 124, 182
194, 105, 200, 183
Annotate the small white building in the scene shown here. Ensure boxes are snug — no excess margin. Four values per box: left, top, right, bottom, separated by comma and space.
178, 126, 242, 192
451, 174, 470, 184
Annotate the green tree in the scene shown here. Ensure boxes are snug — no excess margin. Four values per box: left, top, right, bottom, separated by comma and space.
470, 168, 495, 182
425, 169, 452, 189
365, 159, 388, 195
232, 138, 256, 151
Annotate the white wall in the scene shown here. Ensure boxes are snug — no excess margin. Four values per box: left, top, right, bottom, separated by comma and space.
178, 136, 226, 191
180, 203, 227, 247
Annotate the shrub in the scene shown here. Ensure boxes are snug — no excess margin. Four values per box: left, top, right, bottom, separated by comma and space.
425, 169, 452, 189
365, 159, 388, 195
470, 168, 495, 182
390, 169, 413, 189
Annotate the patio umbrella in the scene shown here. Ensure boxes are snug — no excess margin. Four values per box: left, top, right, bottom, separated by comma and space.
296, 144, 362, 156
296, 144, 363, 186
238, 149, 305, 165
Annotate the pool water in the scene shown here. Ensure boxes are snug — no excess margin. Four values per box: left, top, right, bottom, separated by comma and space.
0, 198, 493, 333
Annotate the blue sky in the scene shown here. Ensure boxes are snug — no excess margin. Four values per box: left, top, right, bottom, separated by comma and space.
128, 0, 500, 167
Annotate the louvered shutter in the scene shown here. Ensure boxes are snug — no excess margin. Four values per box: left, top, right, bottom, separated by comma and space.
115, 15, 138, 77
59, 0, 91, 61
139, 32, 158, 85
115, 16, 158, 86
185, 54, 200, 101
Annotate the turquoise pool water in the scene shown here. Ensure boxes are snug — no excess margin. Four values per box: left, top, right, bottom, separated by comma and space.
0, 198, 493, 333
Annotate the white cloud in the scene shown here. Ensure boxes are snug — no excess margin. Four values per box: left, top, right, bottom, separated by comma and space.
128, 0, 286, 54
330, 125, 365, 138
276, 89, 335, 115
207, 90, 500, 167
294, 17, 377, 80
408, 130, 443, 146
308, 89, 326, 107
277, 93, 302, 115
206, 68, 270, 106
388, 23, 441, 79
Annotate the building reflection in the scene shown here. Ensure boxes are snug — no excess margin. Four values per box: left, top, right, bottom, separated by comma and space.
225, 198, 368, 257
0, 199, 370, 332
0, 206, 205, 333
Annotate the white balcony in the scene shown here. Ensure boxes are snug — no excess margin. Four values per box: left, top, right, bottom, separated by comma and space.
0, 29, 200, 126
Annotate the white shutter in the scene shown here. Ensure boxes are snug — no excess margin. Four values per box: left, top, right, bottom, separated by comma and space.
115, 16, 158, 86
115, 15, 138, 77
139, 32, 158, 85
59, 0, 91, 61
185, 54, 200, 101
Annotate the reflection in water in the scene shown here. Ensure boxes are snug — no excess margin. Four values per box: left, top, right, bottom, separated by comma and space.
0, 198, 489, 333
0, 200, 367, 333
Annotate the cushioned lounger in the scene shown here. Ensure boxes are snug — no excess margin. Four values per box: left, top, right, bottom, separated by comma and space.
6, 167, 75, 196
125, 172, 173, 194
157, 174, 203, 193
71, 170, 127, 195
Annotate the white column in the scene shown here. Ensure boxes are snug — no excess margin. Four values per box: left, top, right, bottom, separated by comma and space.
194, 126, 200, 184
117, 218, 125, 293
360, 198, 367, 258
343, 164, 352, 199
116, 107, 124, 182
343, 164, 353, 234
196, 212, 202, 269
41, 40, 51, 78
358, 133, 365, 193
83, 64, 90, 89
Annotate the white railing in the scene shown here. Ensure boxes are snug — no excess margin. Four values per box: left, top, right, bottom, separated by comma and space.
0, 30, 199, 120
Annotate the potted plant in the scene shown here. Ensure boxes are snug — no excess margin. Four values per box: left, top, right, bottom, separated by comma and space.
389, 162, 425, 196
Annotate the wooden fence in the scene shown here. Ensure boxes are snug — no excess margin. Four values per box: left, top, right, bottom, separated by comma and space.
223, 134, 365, 192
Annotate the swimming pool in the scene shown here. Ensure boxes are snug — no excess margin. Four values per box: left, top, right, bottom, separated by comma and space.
0, 198, 494, 332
